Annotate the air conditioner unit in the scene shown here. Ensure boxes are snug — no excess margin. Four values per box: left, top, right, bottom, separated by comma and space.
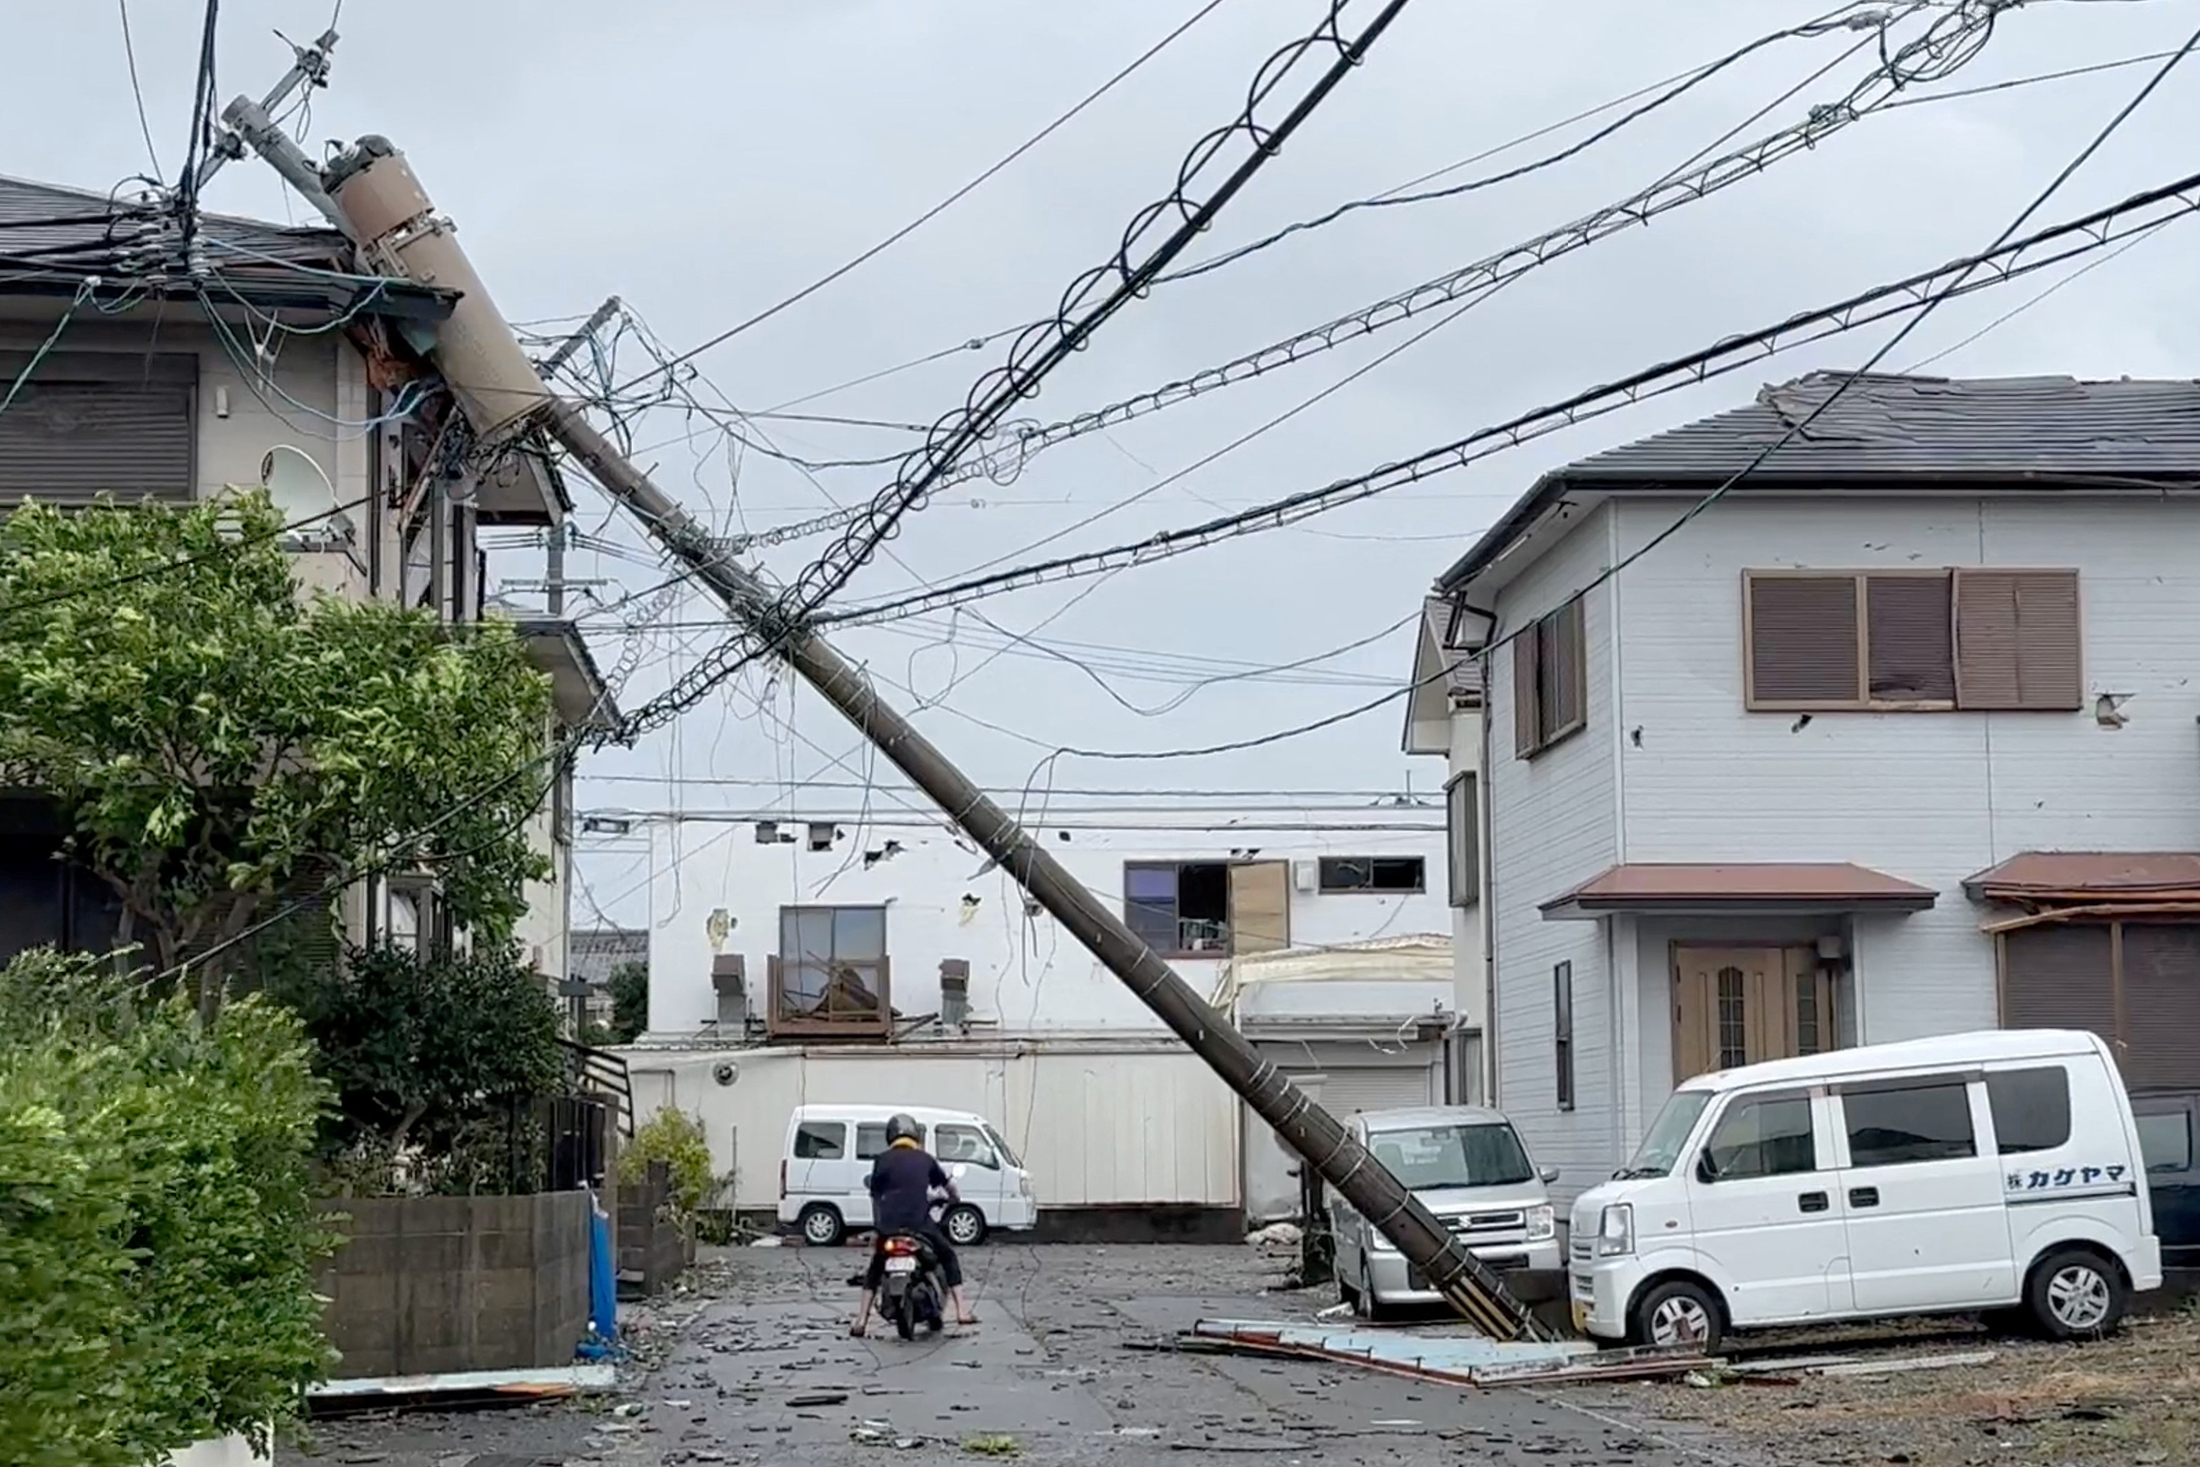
1292, 859, 1318, 893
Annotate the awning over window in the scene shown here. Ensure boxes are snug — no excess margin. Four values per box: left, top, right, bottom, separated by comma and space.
1540, 862, 1938, 921
1966, 851, 2200, 905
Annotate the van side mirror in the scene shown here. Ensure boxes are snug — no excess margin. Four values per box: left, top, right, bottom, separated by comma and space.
1695, 1149, 1720, 1184
1539, 1166, 1560, 1184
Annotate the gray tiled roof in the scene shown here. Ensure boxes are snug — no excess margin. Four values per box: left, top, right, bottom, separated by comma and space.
1562, 372, 2200, 481
1436, 372, 2200, 592
0, 173, 343, 268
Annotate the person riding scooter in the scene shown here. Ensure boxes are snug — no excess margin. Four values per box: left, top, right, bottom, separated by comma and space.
850, 1112, 979, 1336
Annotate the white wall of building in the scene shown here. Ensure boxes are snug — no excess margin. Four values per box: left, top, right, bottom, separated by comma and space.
1482, 505, 1623, 1194
643, 810, 1449, 1036
622, 1038, 1239, 1211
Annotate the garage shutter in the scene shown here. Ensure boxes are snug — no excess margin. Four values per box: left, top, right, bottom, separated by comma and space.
2002, 925, 2114, 1041
2121, 924, 2200, 1091
1308, 1064, 1437, 1120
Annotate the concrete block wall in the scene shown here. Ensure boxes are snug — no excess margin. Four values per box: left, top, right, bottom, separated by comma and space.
316, 1192, 591, 1378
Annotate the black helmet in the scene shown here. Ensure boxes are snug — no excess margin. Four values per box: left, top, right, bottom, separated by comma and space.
886, 1112, 921, 1145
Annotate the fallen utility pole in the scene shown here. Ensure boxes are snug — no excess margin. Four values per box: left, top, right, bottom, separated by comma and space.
241, 125, 1548, 1341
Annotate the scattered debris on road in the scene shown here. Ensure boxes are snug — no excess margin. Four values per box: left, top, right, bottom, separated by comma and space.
961, 1433, 1022, 1457
307, 1364, 618, 1414
1171, 1318, 1709, 1386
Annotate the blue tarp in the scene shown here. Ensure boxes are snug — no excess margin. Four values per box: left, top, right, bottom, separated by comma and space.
578, 1186, 621, 1361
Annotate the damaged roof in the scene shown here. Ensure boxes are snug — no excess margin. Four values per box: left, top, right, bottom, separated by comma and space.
1437, 372, 2200, 592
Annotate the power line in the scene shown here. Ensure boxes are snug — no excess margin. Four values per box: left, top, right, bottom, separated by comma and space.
1157, 2, 1904, 286
116, 1, 164, 180
767, 0, 1419, 621
609, 0, 1232, 390
813, 166, 2200, 630
175, 0, 223, 254
743, 0, 2047, 555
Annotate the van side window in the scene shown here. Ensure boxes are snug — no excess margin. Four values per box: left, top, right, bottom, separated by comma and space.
2137, 1110, 2192, 1173
1984, 1067, 2071, 1155
937, 1124, 999, 1169
1703, 1094, 1816, 1180
1842, 1079, 1975, 1167
794, 1122, 846, 1160
856, 1122, 925, 1159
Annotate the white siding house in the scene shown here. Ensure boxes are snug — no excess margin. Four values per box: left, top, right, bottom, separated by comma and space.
1425, 372, 2200, 1203
627, 806, 1458, 1229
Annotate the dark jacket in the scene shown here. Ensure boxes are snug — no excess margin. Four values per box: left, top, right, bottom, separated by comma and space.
867, 1142, 950, 1234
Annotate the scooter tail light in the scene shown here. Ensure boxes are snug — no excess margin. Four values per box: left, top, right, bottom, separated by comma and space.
885, 1237, 916, 1255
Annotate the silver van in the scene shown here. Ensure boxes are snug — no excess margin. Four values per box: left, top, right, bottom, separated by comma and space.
1329, 1105, 1561, 1319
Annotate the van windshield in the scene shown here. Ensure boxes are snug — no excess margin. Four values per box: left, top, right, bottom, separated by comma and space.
984, 1124, 1022, 1170
1617, 1092, 1711, 1178
1365, 1123, 1533, 1190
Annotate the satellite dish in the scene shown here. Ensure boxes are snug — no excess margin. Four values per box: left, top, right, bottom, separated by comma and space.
260, 444, 349, 537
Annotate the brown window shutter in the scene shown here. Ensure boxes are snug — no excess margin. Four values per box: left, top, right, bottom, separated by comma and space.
2117, 923, 2200, 1090
1955, 569, 2082, 711
1748, 575, 1860, 705
1864, 574, 1954, 702
1541, 599, 1587, 738
2001, 924, 2115, 1043
1512, 631, 1540, 759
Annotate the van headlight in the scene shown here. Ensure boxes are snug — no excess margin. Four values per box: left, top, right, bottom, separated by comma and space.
1596, 1203, 1634, 1258
1525, 1204, 1555, 1243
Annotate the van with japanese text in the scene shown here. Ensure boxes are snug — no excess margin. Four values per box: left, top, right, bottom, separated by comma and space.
1568, 1029, 2161, 1351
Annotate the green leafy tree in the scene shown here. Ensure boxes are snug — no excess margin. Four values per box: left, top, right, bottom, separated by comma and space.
278, 941, 565, 1183
0, 492, 554, 1010
618, 1107, 717, 1218
607, 958, 649, 1043
0, 948, 336, 1466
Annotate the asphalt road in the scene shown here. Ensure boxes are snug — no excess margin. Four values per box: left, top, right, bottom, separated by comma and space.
307, 1243, 1743, 1467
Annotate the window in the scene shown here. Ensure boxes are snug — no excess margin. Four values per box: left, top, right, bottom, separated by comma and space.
1124, 861, 1232, 955
1513, 597, 1587, 759
1366, 1123, 1533, 1189
1745, 569, 2082, 713
2137, 1110, 2191, 1174
770, 905, 890, 1038
1317, 856, 1426, 894
1985, 1067, 2071, 1155
855, 1121, 925, 1159
983, 1124, 1022, 1170
1445, 773, 1478, 908
1703, 1094, 1817, 1180
2002, 922, 2200, 1092
936, 1123, 999, 1169
1841, 1079, 1976, 1167
793, 1122, 846, 1160
1553, 961, 1574, 1112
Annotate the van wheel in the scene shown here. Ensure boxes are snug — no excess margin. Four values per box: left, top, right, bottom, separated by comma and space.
942, 1204, 987, 1247
1630, 1279, 1724, 1353
798, 1204, 845, 1247
2025, 1248, 2126, 1340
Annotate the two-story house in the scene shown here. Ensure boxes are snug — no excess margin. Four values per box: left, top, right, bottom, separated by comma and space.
0, 174, 604, 994
623, 804, 1463, 1234
1417, 371, 2200, 1199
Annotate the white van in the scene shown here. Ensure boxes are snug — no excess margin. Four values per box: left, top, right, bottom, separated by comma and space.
777, 1104, 1038, 1248
1330, 1105, 1563, 1319
1569, 1029, 2161, 1351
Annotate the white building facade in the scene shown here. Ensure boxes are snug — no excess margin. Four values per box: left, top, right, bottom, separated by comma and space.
630, 806, 1461, 1231
1429, 373, 2200, 1205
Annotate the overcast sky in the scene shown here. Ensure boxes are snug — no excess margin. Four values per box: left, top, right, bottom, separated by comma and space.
9, 0, 2200, 926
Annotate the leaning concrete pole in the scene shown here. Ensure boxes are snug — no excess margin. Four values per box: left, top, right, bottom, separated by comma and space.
316, 138, 1546, 1341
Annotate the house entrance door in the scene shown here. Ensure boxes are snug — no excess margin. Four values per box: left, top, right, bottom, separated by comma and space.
1672, 945, 1834, 1083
